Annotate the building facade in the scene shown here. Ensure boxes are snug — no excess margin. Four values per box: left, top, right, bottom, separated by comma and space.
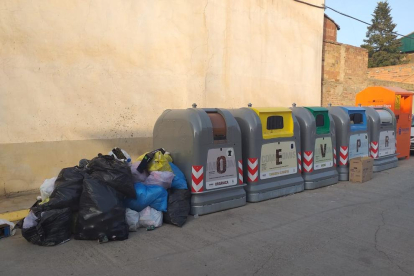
0, 0, 326, 195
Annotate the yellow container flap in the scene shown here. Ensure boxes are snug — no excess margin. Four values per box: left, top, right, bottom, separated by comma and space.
251, 107, 294, 139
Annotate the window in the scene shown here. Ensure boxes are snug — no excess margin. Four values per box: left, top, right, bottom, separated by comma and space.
350, 113, 363, 124
267, 116, 284, 130
315, 114, 325, 127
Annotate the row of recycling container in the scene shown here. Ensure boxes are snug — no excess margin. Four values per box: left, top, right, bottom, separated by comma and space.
153, 105, 406, 216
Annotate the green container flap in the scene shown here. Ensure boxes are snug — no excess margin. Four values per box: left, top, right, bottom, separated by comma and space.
304, 107, 330, 134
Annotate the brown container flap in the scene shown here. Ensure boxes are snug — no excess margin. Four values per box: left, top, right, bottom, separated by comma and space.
207, 112, 227, 142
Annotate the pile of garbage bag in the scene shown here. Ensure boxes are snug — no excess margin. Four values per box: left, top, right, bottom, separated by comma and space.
125, 149, 190, 230
19, 147, 191, 246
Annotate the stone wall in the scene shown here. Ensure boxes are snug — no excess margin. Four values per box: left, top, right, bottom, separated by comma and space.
322, 41, 414, 107
368, 64, 414, 84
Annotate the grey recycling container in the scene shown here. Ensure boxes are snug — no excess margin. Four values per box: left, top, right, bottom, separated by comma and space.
328, 106, 370, 181
291, 106, 339, 189
153, 107, 246, 216
229, 107, 304, 202
364, 106, 398, 172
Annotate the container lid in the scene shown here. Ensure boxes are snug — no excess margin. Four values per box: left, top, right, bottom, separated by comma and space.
383, 87, 413, 96
304, 107, 328, 112
341, 107, 366, 112
304, 107, 330, 134
341, 107, 367, 132
250, 107, 294, 139
376, 109, 393, 124
207, 112, 227, 143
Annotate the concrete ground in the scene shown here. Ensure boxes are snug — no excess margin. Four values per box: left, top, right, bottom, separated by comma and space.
1, 157, 414, 276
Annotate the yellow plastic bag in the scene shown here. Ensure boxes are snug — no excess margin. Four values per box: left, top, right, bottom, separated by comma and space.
39, 197, 50, 205
137, 151, 172, 172
164, 152, 173, 163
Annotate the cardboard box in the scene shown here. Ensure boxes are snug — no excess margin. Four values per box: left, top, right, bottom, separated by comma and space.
349, 157, 374, 183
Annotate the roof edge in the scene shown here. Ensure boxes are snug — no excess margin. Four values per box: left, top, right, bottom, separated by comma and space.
324, 14, 340, 30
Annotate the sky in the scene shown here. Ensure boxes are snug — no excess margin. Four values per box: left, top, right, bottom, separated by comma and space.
324, 0, 413, 47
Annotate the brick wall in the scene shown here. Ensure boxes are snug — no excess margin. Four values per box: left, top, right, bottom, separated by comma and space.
322, 41, 368, 106
366, 78, 414, 91
322, 41, 414, 107
323, 16, 337, 42
367, 64, 414, 84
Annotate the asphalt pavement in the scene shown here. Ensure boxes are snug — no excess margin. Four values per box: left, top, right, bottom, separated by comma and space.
1, 157, 414, 276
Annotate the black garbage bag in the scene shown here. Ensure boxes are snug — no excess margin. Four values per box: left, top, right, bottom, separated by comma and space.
71, 212, 78, 234
163, 189, 191, 227
75, 177, 129, 242
86, 154, 136, 199
21, 206, 72, 246
78, 159, 90, 168
38, 167, 85, 212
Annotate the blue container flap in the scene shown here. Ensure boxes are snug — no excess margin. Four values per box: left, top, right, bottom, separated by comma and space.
340, 107, 365, 112
340, 107, 367, 132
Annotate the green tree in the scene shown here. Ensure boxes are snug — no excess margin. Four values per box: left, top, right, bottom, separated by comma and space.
361, 1, 404, 68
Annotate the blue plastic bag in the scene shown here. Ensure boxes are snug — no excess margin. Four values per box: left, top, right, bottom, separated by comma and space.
169, 163, 188, 190
125, 183, 168, 212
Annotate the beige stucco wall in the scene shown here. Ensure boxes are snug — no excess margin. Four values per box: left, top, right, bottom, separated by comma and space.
0, 0, 325, 195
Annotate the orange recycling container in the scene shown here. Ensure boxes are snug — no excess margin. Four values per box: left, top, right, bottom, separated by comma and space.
355, 87, 413, 159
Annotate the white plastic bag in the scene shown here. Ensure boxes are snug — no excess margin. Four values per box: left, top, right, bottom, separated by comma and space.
125, 208, 140, 232
108, 148, 131, 165
39, 177, 57, 201
131, 161, 148, 183
0, 219, 16, 236
139, 207, 163, 228
144, 171, 174, 189
22, 211, 38, 229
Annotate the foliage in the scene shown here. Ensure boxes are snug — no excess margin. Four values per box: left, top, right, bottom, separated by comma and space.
361, 1, 405, 68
